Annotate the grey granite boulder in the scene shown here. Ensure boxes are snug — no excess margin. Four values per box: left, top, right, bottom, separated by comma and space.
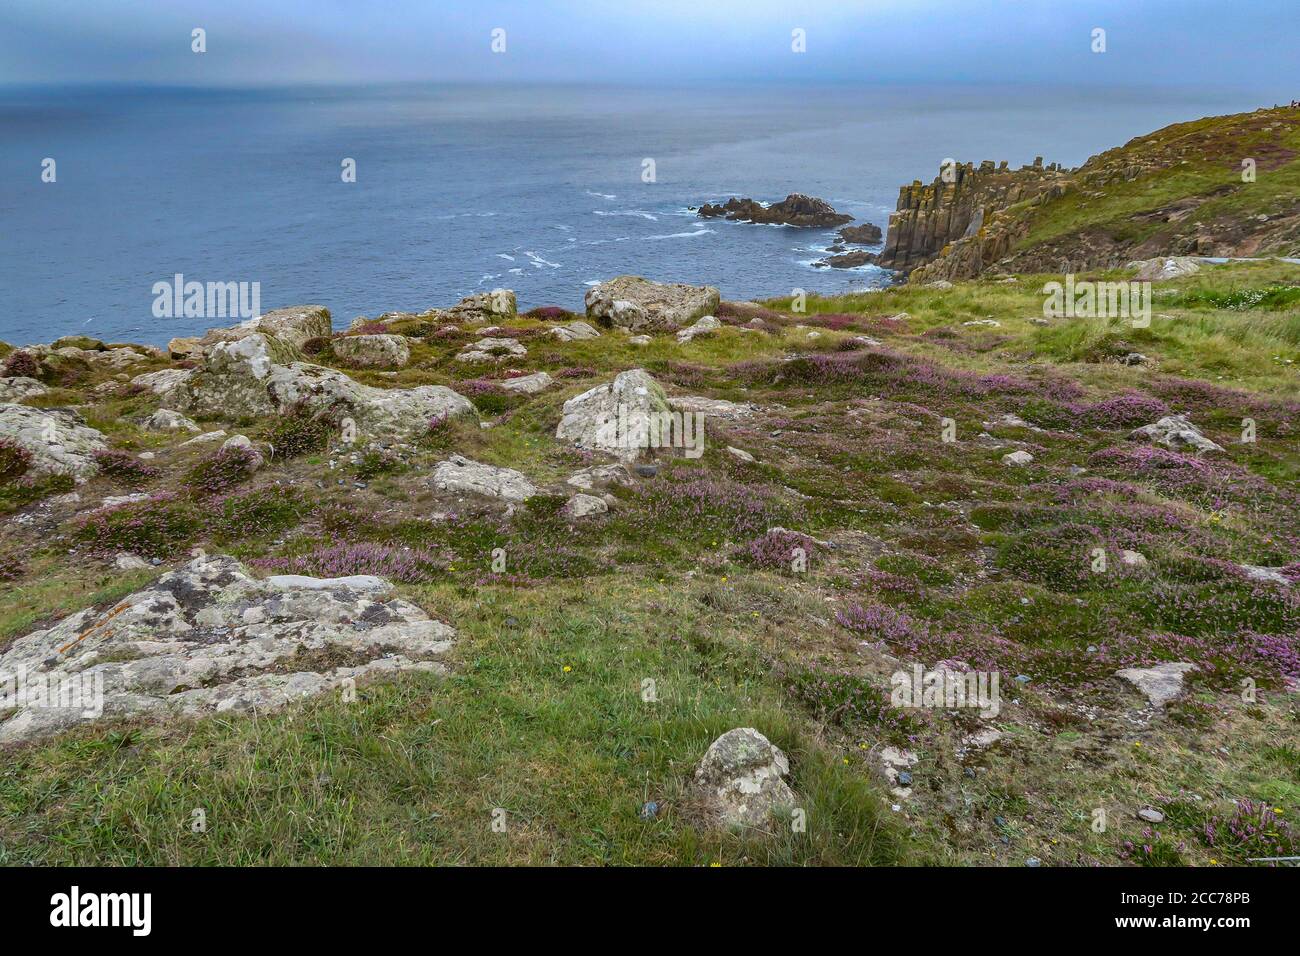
431, 454, 537, 501
1129, 415, 1224, 454
554, 369, 671, 462
1115, 662, 1197, 708
694, 727, 796, 828
585, 276, 720, 333
0, 555, 455, 745
0, 404, 107, 479
332, 333, 411, 368
151, 334, 474, 440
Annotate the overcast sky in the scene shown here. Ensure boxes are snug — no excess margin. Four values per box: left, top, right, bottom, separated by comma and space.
2, 0, 1297, 93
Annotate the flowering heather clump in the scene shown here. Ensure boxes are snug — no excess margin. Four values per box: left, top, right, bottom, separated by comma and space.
835, 602, 928, 644
1079, 393, 1169, 429
71, 493, 202, 557
2, 350, 41, 379
0, 439, 33, 483
778, 663, 919, 740
425, 413, 454, 450
0, 551, 25, 581
632, 475, 798, 538
804, 313, 862, 331
351, 320, 389, 335
739, 529, 818, 570
91, 448, 161, 485
1201, 800, 1297, 861
430, 325, 463, 340
716, 301, 782, 324
457, 379, 504, 396
265, 402, 336, 459
183, 446, 258, 497
524, 305, 570, 320
1150, 375, 1300, 421
856, 568, 923, 600
553, 366, 597, 379
252, 542, 442, 584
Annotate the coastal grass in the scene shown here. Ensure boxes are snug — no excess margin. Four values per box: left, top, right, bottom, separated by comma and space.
1, 258, 1298, 866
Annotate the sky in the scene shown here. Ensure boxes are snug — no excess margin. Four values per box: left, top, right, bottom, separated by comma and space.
1, 0, 1298, 94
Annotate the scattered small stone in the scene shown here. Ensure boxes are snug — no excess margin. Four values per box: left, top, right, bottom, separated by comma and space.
1137, 807, 1165, 824
1002, 450, 1034, 467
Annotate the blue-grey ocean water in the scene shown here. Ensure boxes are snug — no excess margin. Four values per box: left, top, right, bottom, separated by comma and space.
0, 83, 1264, 346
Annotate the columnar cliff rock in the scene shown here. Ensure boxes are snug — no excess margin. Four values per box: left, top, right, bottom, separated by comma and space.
883, 104, 1300, 281
876, 158, 1070, 275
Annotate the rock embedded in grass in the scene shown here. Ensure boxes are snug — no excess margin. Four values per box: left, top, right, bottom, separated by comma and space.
332, 333, 411, 368
1129, 414, 1224, 454
584, 275, 720, 333
694, 727, 797, 828
0, 555, 455, 745
0, 404, 107, 479
431, 454, 538, 502
1115, 662, 1197, 708
555, 368, 671, 462
497, 371, 554, 395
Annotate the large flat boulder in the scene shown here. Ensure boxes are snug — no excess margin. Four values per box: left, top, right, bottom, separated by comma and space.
585, 276, 720, 332
0, 555, 455, 745
0, 404, 107, 479
431, 454, 537, 502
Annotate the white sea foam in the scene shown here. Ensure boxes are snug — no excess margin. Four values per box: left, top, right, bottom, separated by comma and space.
593, 210, 658, 221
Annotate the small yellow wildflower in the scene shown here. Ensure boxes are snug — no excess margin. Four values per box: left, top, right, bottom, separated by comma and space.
562, 665, 572, 673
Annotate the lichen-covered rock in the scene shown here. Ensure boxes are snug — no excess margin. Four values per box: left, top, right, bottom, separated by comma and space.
197, 305, 332, 351
333, 334, 411, 368
431, 454, 537, 501
694, 728, 796, 828
0, 377, 48, 401
141, 408, 200, 433
0, 555, 455, 745
565, 463, 633, 491
0, 404, 107, 479
130, 368, 194, 398
676, 315, 720, 343
1132, 256, 1201, 281
1002, 450, 1034, 466
448, 290, 516, 322
497, 371, 554, 394
454, 337, 527, 363
1115, 662, 1197, 708
555, 369, 671, 461
158, 334, 474, 440
561, 493, 608, 518
548, 320, 600, 342
1129, 415, 1224, 454
585, 276, 720, 333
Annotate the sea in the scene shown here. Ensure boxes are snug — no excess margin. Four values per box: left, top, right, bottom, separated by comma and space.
0, 82, 1269, 346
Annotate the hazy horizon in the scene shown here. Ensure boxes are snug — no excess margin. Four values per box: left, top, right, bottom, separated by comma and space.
3, 0, 1298, 95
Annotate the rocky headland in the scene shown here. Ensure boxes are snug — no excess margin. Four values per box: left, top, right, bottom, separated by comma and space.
2, 103, 1298, 867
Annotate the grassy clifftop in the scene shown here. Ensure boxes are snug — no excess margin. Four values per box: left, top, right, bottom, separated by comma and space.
1, 255, 1296, 866
911, 104, 1300, 281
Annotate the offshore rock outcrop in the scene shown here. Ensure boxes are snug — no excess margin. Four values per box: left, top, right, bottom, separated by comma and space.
697, 193, 853, 228
877, 158, 1070, 277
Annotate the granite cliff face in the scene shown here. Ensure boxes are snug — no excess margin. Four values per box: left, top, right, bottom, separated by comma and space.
880, 104, 1300, 283
876, 158, 1069, 277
